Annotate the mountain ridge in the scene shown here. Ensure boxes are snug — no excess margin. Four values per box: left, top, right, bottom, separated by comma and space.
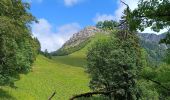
52, 26, 167, 65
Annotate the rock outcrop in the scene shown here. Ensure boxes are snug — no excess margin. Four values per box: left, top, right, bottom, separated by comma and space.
62, 26, 104, 48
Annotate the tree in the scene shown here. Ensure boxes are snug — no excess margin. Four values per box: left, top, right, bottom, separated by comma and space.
127, 0, 170, 50
0, 0, 39, 86
160, 32, 170, 64
41, 49, 52, 59
127, 0, 170, 32
87, 31, 142, 99
96, 20, 119, 30
125, 0, 170, 98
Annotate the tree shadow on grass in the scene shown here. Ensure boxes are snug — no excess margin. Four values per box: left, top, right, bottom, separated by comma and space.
0, 89, 16, 100
53, 56, 87, 68
77, 96, 110, 100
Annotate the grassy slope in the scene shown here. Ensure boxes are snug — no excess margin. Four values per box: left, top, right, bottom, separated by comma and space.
0, 55, 89, 100
53, 33, 109, 68
0, 33, 109, 100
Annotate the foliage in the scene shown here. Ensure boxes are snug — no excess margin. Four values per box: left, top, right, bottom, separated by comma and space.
160, 32, 170, 64
0, 0, 40, 86
127, 0, 170, 63
139, 38, 166, 66
128, 0, 170, 32
41, 49, 52, 59
137, 79, 159, 100
139, 63, 170, 99
96, 20, 119, 30
164, 49, 170, 64
125, 2, 170, 98
87, 31, 142, 99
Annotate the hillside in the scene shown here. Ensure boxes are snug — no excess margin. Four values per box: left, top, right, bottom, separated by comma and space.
53, 33, 110, 68
1, 26, 168, 100
0, 55, 89, 100
51, 26, 108, 56
52, 26, 167, 65
0, 32, 111, 100
139, 33, 167, 65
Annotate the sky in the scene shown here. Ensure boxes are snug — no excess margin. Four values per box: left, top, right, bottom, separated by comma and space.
27, 0, 169, 52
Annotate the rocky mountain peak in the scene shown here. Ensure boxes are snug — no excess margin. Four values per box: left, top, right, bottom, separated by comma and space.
63, 26, 103, 48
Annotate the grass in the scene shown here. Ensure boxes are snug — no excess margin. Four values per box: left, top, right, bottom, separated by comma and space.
53, 33, 110, 69
0, 33, 109, 100
0, 55, 90, 100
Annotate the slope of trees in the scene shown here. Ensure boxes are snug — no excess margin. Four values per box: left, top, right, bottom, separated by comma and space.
0, 0, 40, 86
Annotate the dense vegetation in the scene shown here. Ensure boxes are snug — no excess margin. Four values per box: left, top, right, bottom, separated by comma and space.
129, 0, 170, 63
87, 31, 142, 99
72, 0, 170, 99
96, 20, 118, 30
0, 0, 170, 100
0, 0, 40, 86
139, 37, 166, 66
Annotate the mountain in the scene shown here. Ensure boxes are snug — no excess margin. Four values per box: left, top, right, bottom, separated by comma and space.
63, 26, 104, 48
138, 33, 166, 43
52, 26, 167, 65
138, 33, 167, 65
51, 26, 106, 56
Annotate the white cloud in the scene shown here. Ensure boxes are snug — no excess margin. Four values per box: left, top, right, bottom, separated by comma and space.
32, 18, 81, 52
93, 0, 138, 23
64, 0, 81, 7
93, 13, 115, 23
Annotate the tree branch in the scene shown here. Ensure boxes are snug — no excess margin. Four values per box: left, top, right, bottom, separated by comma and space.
142, 76, 170, 92
48, 91, 56, 100
120, 0, 129, 7
69, 90, 115, 100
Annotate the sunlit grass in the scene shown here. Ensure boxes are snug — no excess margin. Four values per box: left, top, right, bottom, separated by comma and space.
1, 55, 90, 100
0, 33, 109, 100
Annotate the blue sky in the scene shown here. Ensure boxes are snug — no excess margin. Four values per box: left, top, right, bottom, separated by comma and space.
30, 0, 117, 27
28, 0, 168, 51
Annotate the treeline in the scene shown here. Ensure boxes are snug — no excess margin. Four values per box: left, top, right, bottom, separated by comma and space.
0, 0, 40, 86
40, 49, 52, 59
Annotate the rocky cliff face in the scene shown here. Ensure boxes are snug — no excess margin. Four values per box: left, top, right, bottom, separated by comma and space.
62, 26, 104, 49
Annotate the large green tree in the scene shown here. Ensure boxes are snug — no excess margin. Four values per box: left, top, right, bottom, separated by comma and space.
87, 31, 142, 99
0, 0, 40, 86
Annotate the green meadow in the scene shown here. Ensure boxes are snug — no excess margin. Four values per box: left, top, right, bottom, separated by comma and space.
0, 55, 90, 100
0, 34, 110, 100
